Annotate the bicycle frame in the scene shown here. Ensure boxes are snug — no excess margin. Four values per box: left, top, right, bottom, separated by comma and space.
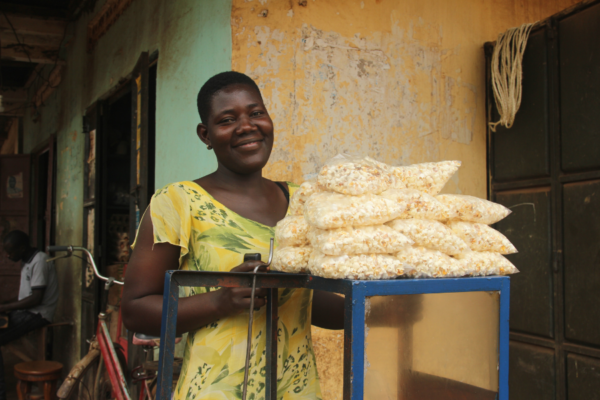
49, 245, 132, 400
97, 313, 131, 400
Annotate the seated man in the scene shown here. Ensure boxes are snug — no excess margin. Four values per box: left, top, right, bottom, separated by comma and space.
0, 230, 58, 400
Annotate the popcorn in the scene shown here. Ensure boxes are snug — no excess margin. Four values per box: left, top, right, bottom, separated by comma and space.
275, 216, 310, 247
304, 192, 404, 229
317, 156, 393, 195
308, 252, 405, 280
436, 194, 511, 224
396, 246, 462, 278
271, 246, 312, 273
447, 221, 517, 254
289, 180, 321, 216
275, 156, 521, 281
386, 219, 470, 256
380, 188, 450, 221
455, 251, 519, 276
308, 225, 413, 256
391, 161, 461, 195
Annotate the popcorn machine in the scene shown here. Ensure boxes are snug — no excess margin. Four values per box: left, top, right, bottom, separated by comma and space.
155, 271, 509, 400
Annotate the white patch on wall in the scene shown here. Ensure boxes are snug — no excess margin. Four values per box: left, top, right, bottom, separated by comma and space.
243, 21, 476, 178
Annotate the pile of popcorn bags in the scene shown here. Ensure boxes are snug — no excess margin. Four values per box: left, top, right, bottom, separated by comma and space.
271, 155, 519, 280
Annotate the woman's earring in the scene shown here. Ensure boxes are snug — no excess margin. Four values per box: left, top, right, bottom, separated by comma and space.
207, 144, 213, 150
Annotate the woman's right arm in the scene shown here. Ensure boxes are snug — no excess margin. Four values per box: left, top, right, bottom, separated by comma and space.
121, 206, 268, 336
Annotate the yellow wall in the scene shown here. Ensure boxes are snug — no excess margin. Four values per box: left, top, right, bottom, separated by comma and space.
232, 0, 577, 198
231, 1, 578, 398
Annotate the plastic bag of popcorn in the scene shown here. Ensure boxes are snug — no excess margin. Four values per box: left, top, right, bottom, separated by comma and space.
455, 251, 519, 276
308, 251, 405, 280
436, 194, 511, 224
390, 160, 461, 195
308, 225, 413, 256
317, 155, 393, 195
304, 192, 404, 229
386, 219, 469, 256
288, 179, 321, 216
380, 188, 450, 221
447, 221, 517, 254
275, 215, 310, 247
396, 246, 461, 278
271, 246, 312, 273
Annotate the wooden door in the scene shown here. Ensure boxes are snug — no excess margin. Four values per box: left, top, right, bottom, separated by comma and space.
130, 51, 151, 242
31, 137, 56, 252
486, 2, 600, 399
127, 51, 155, 382
81, 103, 103, 357
0, 155, 30, 304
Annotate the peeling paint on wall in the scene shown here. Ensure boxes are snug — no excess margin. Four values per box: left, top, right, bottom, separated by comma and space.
21, 0, 232, 371
232, 0, 579, 197
231, 1, 580, 397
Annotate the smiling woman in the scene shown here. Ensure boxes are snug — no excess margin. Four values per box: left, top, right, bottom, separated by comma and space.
121, 72, 343, 399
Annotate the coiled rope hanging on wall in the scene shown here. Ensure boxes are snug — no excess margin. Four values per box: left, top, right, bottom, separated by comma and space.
489, 23, 534, 132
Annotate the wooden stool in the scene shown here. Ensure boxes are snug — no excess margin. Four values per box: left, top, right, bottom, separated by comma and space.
14, 361, 63, 400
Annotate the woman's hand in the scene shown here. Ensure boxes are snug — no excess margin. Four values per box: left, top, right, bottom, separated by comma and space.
122, 209, 275, 336
213, 261, 270, 315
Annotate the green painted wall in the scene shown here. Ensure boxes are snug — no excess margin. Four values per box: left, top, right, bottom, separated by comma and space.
21, 0, 231, 368
155, 0, 230, 187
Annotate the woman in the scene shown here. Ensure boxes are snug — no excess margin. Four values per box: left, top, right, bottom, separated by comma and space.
122, 71, 344, 399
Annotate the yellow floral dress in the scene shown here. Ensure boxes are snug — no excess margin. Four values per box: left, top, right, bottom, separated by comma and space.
147, 181, 321, 400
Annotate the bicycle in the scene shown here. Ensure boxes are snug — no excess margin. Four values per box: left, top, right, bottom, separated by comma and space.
48, 245, 131, 400
130, 334, 183, 400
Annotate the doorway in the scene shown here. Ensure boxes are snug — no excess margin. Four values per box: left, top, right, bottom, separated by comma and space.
31, 138, 57, 254
81, 52, 157, 358
486, 2, 600, 399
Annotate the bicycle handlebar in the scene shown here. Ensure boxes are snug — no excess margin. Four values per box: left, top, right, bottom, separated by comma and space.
47, 245, 72, 252
47, 245, 124, 286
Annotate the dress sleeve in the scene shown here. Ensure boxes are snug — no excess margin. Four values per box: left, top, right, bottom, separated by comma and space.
136, 184, 192, 264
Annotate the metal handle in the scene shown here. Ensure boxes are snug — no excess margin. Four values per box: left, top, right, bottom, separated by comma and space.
47, 245, 71, 252
46, 245, 124, 286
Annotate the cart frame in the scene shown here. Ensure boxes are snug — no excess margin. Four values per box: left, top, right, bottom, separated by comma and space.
156, 272, 510, 400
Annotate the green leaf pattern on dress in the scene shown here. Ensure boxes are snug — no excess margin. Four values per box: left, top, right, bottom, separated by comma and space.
149, 182, 321, 400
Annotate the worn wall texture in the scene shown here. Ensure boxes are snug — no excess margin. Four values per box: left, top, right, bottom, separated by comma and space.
229, 0, 578, 397
21, 0, 232, 369
231, 0, 578, 198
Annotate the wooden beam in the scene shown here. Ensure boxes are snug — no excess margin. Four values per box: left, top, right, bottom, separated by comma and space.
0, 30, 63, 48
0, 103, 26, 117
0, 3, 68, 20
87, 0, 134, 51
1, 45, 63, 64
32, 64, 62, 108
24, 63, 44, 88
0, 14, 66, 37
0, 88, 27, 103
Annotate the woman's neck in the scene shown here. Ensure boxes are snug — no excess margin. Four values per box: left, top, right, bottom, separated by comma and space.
208, 163, 267, 192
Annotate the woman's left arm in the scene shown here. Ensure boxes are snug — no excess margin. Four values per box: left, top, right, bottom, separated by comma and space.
311, 290, 345, 329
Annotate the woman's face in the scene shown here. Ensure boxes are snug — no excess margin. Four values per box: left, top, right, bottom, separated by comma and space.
198, 84, 274, 175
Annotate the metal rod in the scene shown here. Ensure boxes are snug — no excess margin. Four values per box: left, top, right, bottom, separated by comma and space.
242, 267, 259, 400
265, 287, 278, 400
242, 237, 274, 400
265, 237, 274, 267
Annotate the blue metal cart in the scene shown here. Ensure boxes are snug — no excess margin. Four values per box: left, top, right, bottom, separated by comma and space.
156, 272, 509, 400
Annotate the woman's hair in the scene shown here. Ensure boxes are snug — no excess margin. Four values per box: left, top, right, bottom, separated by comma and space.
197, 71, 262, 123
